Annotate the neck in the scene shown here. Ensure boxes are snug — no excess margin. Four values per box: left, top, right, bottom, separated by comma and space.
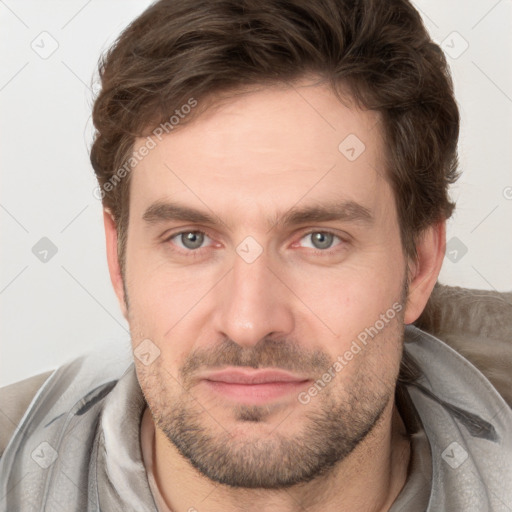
151, 399, 411, 512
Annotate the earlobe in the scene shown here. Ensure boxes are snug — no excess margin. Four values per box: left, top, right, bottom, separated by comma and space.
403, 221, 446, 325
103, 209, 128, 320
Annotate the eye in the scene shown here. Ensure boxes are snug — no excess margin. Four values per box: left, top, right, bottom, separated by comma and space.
166, 230, 213, 251
163, 229, 346, 257
297, 231, 344, 252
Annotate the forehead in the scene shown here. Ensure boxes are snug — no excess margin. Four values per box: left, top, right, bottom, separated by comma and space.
129, 81, 392, 229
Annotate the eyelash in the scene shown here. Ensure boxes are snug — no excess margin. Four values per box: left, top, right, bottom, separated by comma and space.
162, 229, 347, 258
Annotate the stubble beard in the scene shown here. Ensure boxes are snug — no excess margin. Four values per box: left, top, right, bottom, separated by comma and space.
136, 316, 405, 489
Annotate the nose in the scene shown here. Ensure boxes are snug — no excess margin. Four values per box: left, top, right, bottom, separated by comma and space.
212, 245, 295, 348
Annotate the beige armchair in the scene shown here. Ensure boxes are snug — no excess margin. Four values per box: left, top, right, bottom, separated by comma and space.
414, 282, 512, 408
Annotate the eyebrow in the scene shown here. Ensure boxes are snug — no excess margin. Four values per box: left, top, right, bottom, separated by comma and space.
142, 199, 374, 230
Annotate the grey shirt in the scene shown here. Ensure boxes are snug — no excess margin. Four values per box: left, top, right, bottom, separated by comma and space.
388, 384, 432, 511
1, 325, 511, 511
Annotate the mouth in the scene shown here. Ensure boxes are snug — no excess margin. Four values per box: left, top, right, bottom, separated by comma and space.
198, 368, 312, 405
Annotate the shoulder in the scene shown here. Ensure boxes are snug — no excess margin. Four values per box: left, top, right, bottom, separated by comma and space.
0, 346, 132, 462
0, 371, 54, 456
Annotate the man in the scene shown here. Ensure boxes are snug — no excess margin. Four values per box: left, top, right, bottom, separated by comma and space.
1, 0, 511, 511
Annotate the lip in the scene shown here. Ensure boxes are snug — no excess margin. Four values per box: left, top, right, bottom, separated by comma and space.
198, 368, 312, 405
199, 367, 310, 384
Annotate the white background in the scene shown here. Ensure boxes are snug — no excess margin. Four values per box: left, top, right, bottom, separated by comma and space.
1, 0, 511, 386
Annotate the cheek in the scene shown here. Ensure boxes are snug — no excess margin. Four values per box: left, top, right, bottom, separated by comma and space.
126, 261, 220, 377
330, 309, 405, 393
287, 256, 405, 342
127, 252, 211, 327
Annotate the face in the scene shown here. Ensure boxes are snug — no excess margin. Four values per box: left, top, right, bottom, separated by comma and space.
116, 79, 415, 488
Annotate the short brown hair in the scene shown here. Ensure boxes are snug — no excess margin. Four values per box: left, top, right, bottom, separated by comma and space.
90, 0, 460, 277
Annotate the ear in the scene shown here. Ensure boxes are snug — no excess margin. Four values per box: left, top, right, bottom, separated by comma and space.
403, 220, 446, 325
103, 208, 128, 320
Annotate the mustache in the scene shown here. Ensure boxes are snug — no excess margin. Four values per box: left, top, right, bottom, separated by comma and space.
180, 336, 331, 382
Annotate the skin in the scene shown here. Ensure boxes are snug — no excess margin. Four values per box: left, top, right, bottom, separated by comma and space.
104, 77, 445, 512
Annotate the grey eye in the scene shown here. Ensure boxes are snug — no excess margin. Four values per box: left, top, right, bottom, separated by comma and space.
299, 231, 342, 251
309, 232, 335, 250
179, 231, 206, 250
